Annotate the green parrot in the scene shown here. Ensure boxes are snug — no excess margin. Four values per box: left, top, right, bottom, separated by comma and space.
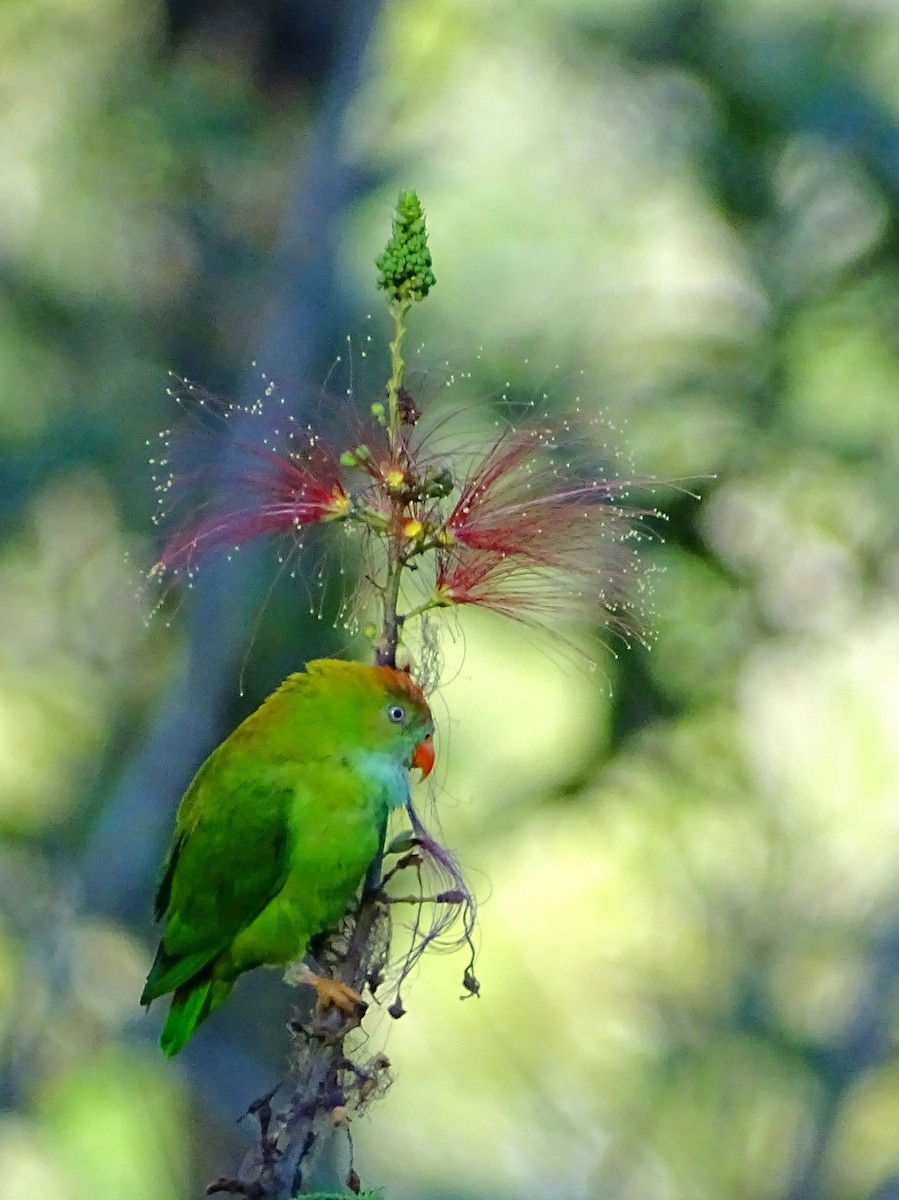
140, 658, 435, 1056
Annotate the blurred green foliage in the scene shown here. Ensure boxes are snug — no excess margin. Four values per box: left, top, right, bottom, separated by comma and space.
3, 1, 899, 1198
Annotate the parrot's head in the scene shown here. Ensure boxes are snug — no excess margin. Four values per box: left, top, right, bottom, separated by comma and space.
371, 664, 435, 781
302, 659, 435, 794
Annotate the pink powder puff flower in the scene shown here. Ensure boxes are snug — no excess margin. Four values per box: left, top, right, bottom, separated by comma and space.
431, 425, 653, 641
149, 380, 351, 580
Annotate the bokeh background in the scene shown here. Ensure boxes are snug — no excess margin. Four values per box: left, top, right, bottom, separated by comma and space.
3, 0, 899, 1197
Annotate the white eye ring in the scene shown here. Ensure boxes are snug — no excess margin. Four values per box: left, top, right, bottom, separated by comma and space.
387, 704, 407, 723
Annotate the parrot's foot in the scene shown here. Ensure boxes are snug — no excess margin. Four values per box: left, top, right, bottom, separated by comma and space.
292, 963, 364, 1016
312, 975, 363, 1016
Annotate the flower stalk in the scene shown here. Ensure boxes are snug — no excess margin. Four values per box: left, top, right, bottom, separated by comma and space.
371, 189, 435, 668
385, 298, 411, 444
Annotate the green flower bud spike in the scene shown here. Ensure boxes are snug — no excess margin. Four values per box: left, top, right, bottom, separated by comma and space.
376, 191, 435, 455
375, 190, 436, 302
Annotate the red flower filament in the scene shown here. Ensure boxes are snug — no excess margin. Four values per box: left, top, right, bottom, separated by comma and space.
149, 379, 654, 646
154, 434, 349, 578
431, 426, 651, 640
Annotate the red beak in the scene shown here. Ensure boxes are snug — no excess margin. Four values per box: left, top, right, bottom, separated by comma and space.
411, 734, 435, 780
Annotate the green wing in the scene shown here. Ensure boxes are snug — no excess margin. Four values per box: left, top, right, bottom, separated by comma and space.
141, 749, 293, 1004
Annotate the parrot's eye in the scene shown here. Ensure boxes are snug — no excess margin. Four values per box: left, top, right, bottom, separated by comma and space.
387, 704, 407, 724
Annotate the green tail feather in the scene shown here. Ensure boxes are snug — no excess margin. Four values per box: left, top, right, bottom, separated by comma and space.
160, 976, 233, 1057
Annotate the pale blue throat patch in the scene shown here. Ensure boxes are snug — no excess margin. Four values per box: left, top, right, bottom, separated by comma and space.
354, 751, 412, 812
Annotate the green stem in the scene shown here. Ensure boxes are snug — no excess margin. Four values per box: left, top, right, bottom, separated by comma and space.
385, 296, 411, 451
404, 535, 448, 559
375, 293, 415, 668
397, 596, 442, 625
376, 527, 405, 668
353, 506, 391, 534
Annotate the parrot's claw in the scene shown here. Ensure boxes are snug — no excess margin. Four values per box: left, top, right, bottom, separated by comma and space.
312, 975, 363, 1016
293, 963, 364, 1016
